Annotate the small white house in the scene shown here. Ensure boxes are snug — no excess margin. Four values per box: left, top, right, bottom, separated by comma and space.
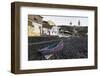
50, 26, 59, 36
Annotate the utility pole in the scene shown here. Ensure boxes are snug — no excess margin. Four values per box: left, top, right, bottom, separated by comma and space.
78, 20, 80, 26
70, 21, 72, 26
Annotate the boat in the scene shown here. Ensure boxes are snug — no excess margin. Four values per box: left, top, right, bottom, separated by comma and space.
38, 40, 64, 56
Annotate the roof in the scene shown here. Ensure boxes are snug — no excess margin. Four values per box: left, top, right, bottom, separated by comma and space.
47, 20, 55, 26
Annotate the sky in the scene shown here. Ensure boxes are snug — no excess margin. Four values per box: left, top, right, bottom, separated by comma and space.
42, 15, 88, 26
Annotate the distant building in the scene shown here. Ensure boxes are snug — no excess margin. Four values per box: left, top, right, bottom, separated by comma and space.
42, 20, 57, 36
28, 15, 43, 36
58, 25, 88, 37
50, 26, 59, 36
58, 25, 73, 37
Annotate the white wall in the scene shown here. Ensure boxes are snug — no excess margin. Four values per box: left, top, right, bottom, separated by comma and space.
0, 0, 100, 76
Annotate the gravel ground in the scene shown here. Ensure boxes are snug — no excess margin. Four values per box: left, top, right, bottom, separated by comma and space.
28, 36, 88, 60
58, 36, 88, 59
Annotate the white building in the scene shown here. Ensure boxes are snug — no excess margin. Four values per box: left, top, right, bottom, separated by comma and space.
50, 26, 59, 36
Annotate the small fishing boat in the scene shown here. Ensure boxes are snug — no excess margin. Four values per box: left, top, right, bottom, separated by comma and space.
38, 40, 64, 56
